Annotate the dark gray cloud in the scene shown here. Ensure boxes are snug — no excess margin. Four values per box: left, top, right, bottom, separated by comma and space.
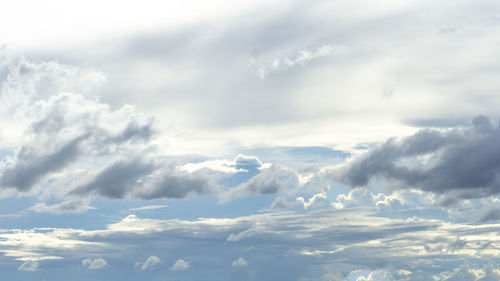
477, 207, 500, 223
105, 116, 156, 145
137, 169, 215, 199
0, 135, 85, 191
338, 116, 500, 200
72, 159, 155, 199
70, 159, 215, 200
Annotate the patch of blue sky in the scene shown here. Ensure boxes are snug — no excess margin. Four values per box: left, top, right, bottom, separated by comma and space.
149, 194, 276, 220
327, 183, 352, 200
0, 205, 103, 230
0, 195, 36, 214
90, 192, 276, 223
373, 208, 450, 221
219, 166, 260, 188
242, 146, 350, 167
0, 148, 14, 161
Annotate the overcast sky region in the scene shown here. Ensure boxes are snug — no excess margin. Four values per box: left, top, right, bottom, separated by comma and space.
2, 1, 500, 280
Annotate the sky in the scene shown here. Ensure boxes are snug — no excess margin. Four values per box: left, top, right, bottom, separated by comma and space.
1, 0, 500, 280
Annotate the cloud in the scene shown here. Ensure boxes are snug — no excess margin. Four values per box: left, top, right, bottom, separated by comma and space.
18, 260, 39, 272
297, 193, 328, 210
0, 54, 225, 204
477, 207, 500, 223
0, 68, 156, 196
234, 154, 264, 169
141, 256, 160, 270
82, 258, 107, 270
421, 263, 500, 281
0, 213, 21, 220
332, 188, 436, 212
0, 135, 85, 192
135, 167, 215, 199
254, 44, 348, 79
1, 208, 499, 279
170, 259, 190, 271
232, 257, 247, 267
270, 197, 297, 210
356, 270, 395, 281
337, 116, 500, 201
29, 198, 93, 214
72, 159, 155, 199
271, 192, 330, 210
128, 205, 167, 211
220, 164, 299, 202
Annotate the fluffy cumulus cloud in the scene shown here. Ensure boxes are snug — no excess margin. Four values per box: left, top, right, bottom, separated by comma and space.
0, 55, 157, 198
271, 192, 330, 210
0, 53, 268, 207
338, 116, 500, 201
356, 270, 395, 281
141, 256, 160, 270
170, 259, 190, 271
232, 257, 247, 267
332, 188, 435, 211
82, 258, 107, 270
435, 263, 500, 281
0, 54, 314, 208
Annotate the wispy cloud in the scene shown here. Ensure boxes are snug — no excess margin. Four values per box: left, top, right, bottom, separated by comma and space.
18, 260, 39, 272
140, 256, 160, 270
254, 44, 348, 79
128, 205, 168, 212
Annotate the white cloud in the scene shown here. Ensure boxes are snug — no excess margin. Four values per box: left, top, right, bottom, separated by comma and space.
170, 259, 190, 271
255, 44, 348, 79
128, 205, 167, 212
82, 258, 107, 270
232, 257, 247, 267
18, 260, 39, 271
435, 264, 482, 281
332, 188, 434, 211
30, 199, 93, 214
181, 159, 243, 174
434, 263, 500, 281
0, 209, 499, 278
141, 256, 160, 271
180, 154, 263, 174
297, 193, 328, 210
355, 270, 395, 281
